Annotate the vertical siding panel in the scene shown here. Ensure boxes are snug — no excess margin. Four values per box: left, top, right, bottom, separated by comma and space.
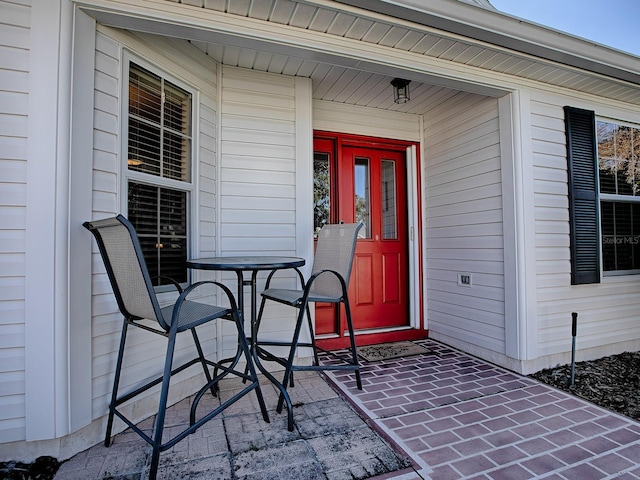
424, 94, 506, 353
0, 0, 30, 443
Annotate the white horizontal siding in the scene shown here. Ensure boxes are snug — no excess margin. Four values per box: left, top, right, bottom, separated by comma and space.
198, 96, 218, 257
424, 93, 505, 353
220, 66, 297, 255
313, 99, 420, 141
0, 0, 30, 443
88, 29, 220, 427
92, 33, 119, 217
90, 31, 132, 419
219, 66, 302, 357
531, 97, 640, 359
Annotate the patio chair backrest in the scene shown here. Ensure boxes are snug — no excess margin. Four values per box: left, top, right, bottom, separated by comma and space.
310, 222, 363, 299
83, 215, 166, 330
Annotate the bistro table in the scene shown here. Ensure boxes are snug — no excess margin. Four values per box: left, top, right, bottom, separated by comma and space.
186, 256, 305, 430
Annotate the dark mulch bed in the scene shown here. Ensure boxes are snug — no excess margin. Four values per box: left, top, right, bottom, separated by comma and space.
530, 351, 640, 422
0, 456, 60, 480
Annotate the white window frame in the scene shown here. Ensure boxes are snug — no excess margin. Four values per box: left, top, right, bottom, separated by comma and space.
596, 115, 640, 276
120, 53, 197, 292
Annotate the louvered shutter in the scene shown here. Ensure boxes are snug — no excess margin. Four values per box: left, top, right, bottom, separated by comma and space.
565, 106, 600, 285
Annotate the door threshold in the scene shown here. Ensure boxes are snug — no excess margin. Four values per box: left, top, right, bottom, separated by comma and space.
316, 325, 414, 340
354, 326, 414, 336
316, 328, 427, 350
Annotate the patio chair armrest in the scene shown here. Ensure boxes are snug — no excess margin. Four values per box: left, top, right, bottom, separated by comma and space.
263, 266, 306, 290
167, 280, 241, 332
303, 268, 348, 300
152, 276, 184, 294
178, 280, 239, 311
307, 269, 346, 285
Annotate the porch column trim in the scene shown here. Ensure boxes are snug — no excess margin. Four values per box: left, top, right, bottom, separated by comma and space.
294, 77, 314, 276
25, 0, 74, 440
68, 6, 96, 433
499, 91, 538, 360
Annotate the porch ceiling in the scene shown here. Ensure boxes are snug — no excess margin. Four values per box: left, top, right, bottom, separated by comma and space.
190, 37, 465, 114
82, 0, 640, 108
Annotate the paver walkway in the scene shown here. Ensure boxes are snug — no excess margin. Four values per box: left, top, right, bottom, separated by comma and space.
323, 339, 640, 479
54, 338, 640, 479
54, 370, 412, 479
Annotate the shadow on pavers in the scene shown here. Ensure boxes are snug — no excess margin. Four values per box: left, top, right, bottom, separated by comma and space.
54, 372, 413, 480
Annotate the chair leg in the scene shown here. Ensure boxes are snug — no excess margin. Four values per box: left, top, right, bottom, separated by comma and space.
253, 296, 295, 388
343, 296, 362, 390
276, 305, 307, 428
191, 328, 216, 397
148, 327, 179, 480
104, 320, 129, 447
285, 304, 317, 389
304, 304, 319, 366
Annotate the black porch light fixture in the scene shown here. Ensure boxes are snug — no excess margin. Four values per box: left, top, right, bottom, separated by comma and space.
390, 78, 411, 104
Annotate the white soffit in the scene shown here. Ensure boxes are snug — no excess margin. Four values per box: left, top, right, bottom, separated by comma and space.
79, 0, 640, 107
337, 0, 640, 85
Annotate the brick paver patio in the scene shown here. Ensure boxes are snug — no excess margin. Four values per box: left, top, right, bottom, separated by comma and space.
53, 338, 640, 479
323, 339, 640, 479
54, 370, 412, 479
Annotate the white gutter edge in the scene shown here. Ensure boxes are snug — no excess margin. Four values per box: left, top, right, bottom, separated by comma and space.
334, 0, 640, 86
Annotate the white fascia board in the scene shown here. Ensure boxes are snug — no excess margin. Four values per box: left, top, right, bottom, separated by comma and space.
333, 0, 640, 86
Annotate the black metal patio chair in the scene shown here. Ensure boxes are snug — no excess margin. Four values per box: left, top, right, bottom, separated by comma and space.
83, 215, 269, 480
254, 222, 363, 430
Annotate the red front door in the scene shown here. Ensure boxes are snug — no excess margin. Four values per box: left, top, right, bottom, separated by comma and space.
313, 136, 410, 336
345, 145, 409, 330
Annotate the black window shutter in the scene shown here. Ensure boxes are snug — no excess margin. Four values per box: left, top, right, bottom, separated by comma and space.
564, 106, 600, 285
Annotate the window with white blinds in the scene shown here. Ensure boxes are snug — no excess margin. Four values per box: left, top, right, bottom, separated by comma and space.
126, 62, 193, 287
597, 120, 640, 272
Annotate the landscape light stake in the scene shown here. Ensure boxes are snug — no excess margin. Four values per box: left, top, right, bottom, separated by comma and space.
570, 312, 578, 387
